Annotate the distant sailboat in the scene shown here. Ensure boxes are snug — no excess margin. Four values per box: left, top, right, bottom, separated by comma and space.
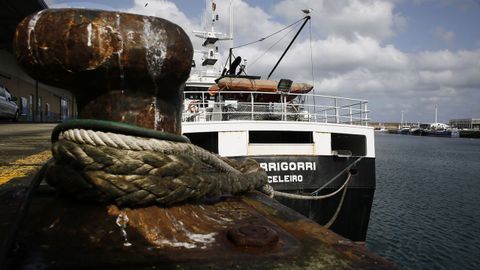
397, 110, 410, 134
423, 105, 452, 137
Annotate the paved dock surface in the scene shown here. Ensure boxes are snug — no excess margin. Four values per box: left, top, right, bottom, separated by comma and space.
0, 123, 55, 253
0, 123, 54, 163
0, 123, 55, 185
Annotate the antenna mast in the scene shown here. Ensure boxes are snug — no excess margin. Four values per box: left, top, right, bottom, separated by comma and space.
267, 15, 311, 80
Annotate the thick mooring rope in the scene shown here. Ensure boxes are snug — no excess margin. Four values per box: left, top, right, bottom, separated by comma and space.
46, 128, 267, 206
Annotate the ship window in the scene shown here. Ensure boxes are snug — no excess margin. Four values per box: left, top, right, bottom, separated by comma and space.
331, 133, 366, 156
249, 131, 313, 144
184, 132, 218, 153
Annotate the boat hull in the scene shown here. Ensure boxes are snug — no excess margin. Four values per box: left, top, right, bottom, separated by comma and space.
422, 130, 452, 137
409, 129, 422, 136
233, 155, 376, 242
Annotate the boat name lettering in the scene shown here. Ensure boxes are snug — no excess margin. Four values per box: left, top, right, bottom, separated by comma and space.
259, 161, 316, 172
268, 175, 303, 183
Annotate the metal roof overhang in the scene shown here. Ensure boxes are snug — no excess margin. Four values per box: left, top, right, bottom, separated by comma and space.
0, 0, 47, 52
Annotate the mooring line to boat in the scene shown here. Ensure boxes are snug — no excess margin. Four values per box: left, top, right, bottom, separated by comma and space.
323, 176, 349, 229
310, 156, 363, 195
259, 157, 363, 228
260, 172, 351, 228
260, 172, 352, 201
260, 172, 352, 229
46, 120, 267, 206
0, 159, 52, 269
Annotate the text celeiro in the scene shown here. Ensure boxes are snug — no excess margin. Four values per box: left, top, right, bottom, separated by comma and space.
259, 162, 317, 184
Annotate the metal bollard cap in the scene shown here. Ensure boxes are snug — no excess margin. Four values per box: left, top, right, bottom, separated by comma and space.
14, 8, 193, 133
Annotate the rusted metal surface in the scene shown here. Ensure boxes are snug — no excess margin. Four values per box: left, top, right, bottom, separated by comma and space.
6, 191, 397, 269
242, 193, 399, 269
14, 9, 193, 134
227, 224, 279, 247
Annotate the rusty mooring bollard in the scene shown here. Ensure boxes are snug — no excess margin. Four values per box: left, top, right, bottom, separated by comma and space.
14, 8, 193, 134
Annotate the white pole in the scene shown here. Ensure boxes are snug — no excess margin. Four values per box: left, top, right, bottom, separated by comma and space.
401, 110, 404, 127
435, 104, 438, 123
229, 0, 233, 40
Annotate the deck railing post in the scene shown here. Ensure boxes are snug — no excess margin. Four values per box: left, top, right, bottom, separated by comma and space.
251, 92, 254, 120
335, 98, 339, 124
312, 94, 316, 122
350, 106, 353, 124
365, 102, 368, 126
202, 91, 206, 121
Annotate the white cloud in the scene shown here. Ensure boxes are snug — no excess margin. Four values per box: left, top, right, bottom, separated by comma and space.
434, 27, 455, 46
46, 0, 118, 9
44, 0, 56, 6
45, 1, 73, 8
414, 50, 480, 90
273, 0, 406, 41
126, 0, 197, 38
393, 11, 408, 32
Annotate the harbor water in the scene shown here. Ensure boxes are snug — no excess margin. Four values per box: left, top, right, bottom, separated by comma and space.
367, 133, 480, 269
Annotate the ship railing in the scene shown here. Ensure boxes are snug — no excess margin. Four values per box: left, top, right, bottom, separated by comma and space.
182, 90, 370, 126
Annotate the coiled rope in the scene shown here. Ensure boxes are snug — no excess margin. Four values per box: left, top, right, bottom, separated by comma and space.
46, 120, 267, 206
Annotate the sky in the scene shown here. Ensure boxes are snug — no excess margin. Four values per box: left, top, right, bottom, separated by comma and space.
44, 0, 480, 123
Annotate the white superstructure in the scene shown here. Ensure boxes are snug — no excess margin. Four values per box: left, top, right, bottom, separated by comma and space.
182, 90, 374, 159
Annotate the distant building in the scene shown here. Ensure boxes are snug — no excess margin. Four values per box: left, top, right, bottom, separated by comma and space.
449, 118, 480, 130
0, 1, 77, 122
0, 51, 77, 122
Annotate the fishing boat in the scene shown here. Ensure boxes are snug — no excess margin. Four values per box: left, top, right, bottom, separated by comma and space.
397, 110, 410, 134
182, 1, 375, 242
423, 122, 452, 137
422, 105, 456, 137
